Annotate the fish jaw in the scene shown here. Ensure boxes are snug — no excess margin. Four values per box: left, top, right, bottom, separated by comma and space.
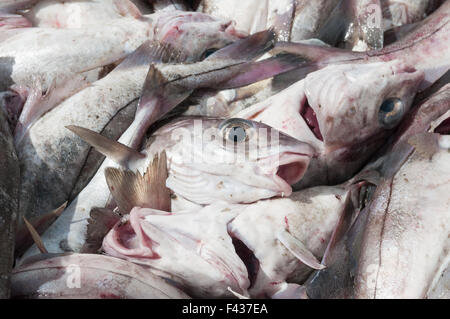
103, 205, 250, 298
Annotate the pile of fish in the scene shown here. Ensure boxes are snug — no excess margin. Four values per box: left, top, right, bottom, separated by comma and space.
0, 0, 449, 299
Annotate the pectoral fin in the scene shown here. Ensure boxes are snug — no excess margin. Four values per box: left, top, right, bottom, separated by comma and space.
277, 230, 325, 270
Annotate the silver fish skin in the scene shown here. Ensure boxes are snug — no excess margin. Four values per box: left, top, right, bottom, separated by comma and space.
15, 13, 243, 245
20, 30, 299, 258
23, 0, 143, 28
11, 253, 190, 299
305, 84, 450, 299
290, 0, 341, 42
236, 60, 423, 189
0, 108, 19, 299
318, 0, 384, 51
22, 117, 314, 258
274, 0, 450, 90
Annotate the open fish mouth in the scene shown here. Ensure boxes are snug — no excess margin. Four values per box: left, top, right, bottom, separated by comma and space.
299, 94, 323, 142
262, 152, 311, 197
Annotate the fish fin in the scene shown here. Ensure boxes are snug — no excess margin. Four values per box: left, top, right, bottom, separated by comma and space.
137, 64, 193, 117
277, 231, 325, 270
22, 217, 48, 254
14, 76, 90, 145
207, 28, 276, 61
271, 283, 308, 299
227, 287, 250, 299
113, 0, 142, 19
105, 151, 171, 214
81, 208, 122, 254
15, 202, 67, 256
214, 53, 306, 89
66, 125, 145, 167
408, 132, 442, 159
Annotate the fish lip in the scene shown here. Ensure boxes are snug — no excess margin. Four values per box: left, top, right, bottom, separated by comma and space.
299, 93, 324, 142
262, 152, 311, 196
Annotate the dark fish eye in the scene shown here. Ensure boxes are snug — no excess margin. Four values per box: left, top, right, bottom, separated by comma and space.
378, 98, 405, 129
202, 48, 218, 59
219, 118, 254, 143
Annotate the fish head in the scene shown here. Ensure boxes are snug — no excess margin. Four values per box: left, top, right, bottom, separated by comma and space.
153, 117, 314, 204
304, 60, 424, 151
102, 205, 250, 298
237, 60, 424, 185
154, 11, 246, 62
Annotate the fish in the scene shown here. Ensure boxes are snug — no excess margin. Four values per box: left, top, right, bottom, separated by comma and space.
15, 18, 255, 253
11, 253, 191, 299
235, 60, 424, 189
273, 0, 450, 90
22, 116, 314, 258
0, 108, 20, 299
305, 84, 450, 299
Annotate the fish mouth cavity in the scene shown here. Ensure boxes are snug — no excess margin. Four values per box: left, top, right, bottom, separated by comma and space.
228, 231, 260, 290
272, 152, 310, 196
299, 94, 324, 142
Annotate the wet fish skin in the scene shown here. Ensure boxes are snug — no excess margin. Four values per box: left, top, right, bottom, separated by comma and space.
23, 0, 142, 28
0, 108, 19, 299
318, 0, 384, 51
11, 253, 191, 299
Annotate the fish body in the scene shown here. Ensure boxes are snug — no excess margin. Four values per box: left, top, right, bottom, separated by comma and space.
11, 253, 190, 299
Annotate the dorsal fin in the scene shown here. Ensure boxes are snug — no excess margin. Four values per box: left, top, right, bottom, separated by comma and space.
66, 125, 145, 167
22, 217, 48, 254
105, 151, 171, 214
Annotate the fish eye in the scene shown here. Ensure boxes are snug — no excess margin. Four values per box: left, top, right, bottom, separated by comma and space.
202, 48, 219, 59
219, 118, 254, 143
378, 98, 405, 129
